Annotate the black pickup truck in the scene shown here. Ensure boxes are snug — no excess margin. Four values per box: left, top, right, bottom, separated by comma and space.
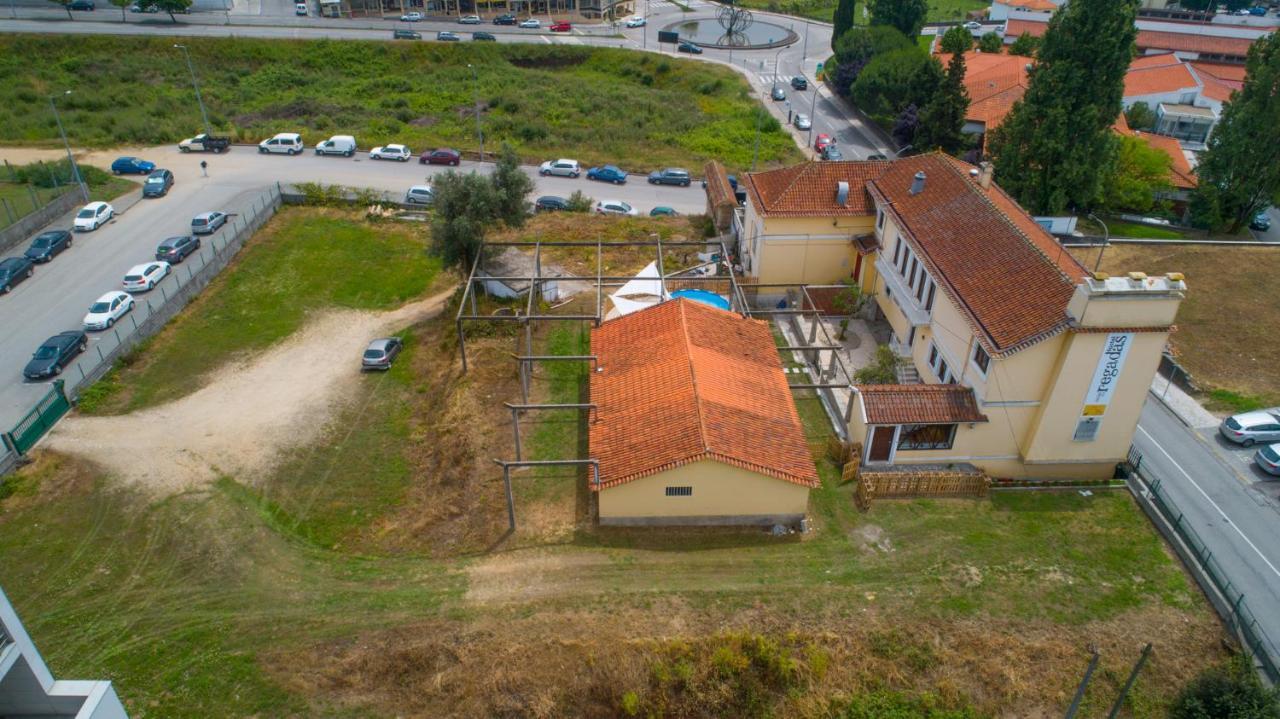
177, 133, 230, 153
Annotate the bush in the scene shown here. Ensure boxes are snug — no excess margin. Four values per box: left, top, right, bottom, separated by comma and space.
9, 158, 111, 189
1169, 659, 1280, 719
978, 32, 1003, 53
854, 345, 900, 384
566, 190, 594, 213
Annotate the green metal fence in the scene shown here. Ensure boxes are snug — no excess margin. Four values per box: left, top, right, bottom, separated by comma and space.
6, 381, 70, 455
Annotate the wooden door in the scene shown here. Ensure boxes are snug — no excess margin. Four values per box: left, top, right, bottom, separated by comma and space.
867, 426, 895, 464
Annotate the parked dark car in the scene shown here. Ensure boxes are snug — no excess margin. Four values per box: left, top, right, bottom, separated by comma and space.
790, 75, 808, 90
24, 230, 72, 263
535, 195, 570, 212
142, 168, 174, 198
0, 257, 35, 294
68, 0, 94, 9
677, 41, 703, 54
647, 167, 691, 187
1250, 212, 1272, 231
770, 86, 786, 101
393, 28, 422, 39
110, 156, 154, 175
420, 148, 462, 166
493, 12, 517, 24
472, 31, 497, 41
822, 145, 845, 161
362, 337, 404, 371
586, 164, 627, 184
156, 235, 201, 263
23, 331, 88, 380
649, 206, 677, 217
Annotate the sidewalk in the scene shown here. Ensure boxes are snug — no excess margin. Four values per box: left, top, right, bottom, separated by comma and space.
1148, 373, 1219, 429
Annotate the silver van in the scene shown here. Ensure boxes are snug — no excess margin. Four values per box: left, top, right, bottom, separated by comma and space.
258, 132, 304, 155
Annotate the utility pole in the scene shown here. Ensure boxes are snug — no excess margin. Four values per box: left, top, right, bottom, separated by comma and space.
772, 45, 786, 93
48, 92, 88, 203
174, 44, 212, 137
468, 63, 485, 163
1088, 212, 1109, 273
806, 79, 818, 147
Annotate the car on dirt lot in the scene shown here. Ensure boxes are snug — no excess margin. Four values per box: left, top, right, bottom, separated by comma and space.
1220, 408, 1280, 446
362, 337, 404, 370
24, 229, 72, 263
23, 331, 88, 380
191, 211, 228, 235
83, 290, 135, 331
122, 261, 171, 292
156, 235, 201, 263
0, 257, 35, 294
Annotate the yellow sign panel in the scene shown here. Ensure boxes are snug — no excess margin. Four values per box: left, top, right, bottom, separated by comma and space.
1081, 404, 1108, 417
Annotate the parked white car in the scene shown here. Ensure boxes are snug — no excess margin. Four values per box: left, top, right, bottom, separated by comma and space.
400, 11, 423, 21
83, 290, 135, 331
405, 185, 435, 205
314, 134, 357, 157
625, 15, 646, 27
122, 261, 171, 293
519, 18, 540, 28
369, 144, 412, 161
258, 132, 304, 155
963, 20, 982, 30
73, 201, 115, 232
539, 159, 581, 178
595, 199, 638, 216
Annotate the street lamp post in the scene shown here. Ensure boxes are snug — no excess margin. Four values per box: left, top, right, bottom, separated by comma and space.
1088, 212, 1109, 273
772, 45, 786, 93
174, 44, 212, 137
468, 63, 485, 163
48, 92, 88, 203
801, 17, 809, 68
806, 78, 818, 147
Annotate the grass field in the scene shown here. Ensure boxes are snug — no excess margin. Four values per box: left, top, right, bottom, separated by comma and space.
0, 161, 137, 231
734, 0, 985, 25
0, 35, 802, 173
1069, 243, 1280, 412
0, 211, 1228, 717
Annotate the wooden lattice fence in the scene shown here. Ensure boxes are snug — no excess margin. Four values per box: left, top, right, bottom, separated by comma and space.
852, 468, 990, 511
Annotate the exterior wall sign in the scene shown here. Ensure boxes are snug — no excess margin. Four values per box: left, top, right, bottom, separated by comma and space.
1074, 333, 1133, 442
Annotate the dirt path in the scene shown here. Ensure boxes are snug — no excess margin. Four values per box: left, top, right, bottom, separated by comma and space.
45, 287, 456, 493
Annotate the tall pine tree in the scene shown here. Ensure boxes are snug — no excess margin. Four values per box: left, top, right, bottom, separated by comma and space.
832, 0, 856, 53
868, 0, 928, 40
987, 0, 1138, 214
917, 51, 969, 154
1191, 32, 1280, 232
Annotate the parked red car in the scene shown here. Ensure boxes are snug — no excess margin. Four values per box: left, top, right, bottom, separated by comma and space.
549, 21, 572, 31
420, 148, 461, 166
814, 133, 835, 153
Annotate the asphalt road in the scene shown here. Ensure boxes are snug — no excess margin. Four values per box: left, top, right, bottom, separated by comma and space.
1132, 398, 1280, 662
0, 146, 708, 429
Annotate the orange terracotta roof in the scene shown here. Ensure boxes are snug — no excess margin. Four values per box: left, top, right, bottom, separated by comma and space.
1129, 52, 1183, 70
589, 299, 819, 491
998, 0, 1056, 11
939, 51, 1031, 130
1190, 61, 1246, 83
744, 161, 890, 217
703, 160, 735, 209
1124, 61, 1200, 97
1003, 18, 1048, 38
857, 384, 988, 425
867, 154, 1081, 354
1196, 70, 1237, 102
1133, 131, 1198, 189
1004, 19, 1259, 58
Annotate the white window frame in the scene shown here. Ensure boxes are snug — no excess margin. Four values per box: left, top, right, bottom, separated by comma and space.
971, 344, 991, 377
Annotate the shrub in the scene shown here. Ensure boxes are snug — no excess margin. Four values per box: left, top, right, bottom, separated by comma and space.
566, 190, 594, 213
854, 345, 901, 384
978, 32, 1004, 53
1169, 658, 1280, 719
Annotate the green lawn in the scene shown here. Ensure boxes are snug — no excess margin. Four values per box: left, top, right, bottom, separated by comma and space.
0, 35, 802, 174
0, 162, 136, 231
77, 207, 442, 414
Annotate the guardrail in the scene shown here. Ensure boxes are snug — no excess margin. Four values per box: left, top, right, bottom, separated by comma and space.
0, 185, 283, 473
1130, 466, 1280, 683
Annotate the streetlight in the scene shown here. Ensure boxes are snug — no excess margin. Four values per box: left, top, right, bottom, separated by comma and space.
771, 45, 786, 94
806, 78, 818, 147
1088, 212, 1109, 273
48, 91, 88, 203
174, 44, 212, 137
468, 63, 484, 163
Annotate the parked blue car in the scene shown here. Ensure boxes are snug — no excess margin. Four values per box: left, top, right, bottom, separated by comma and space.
111, 156, 155, 175
586, 164, 628, 185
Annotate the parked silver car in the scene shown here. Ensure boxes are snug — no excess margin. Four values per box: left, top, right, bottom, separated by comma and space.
362, 337, 403, 371
1255, 443, 1280, 476
1219, 408, 1280, 446
539, 159, 581, 178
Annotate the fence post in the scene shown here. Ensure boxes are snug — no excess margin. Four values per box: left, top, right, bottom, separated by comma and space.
96, 345, 105, 362
27, 184, 39, 212
2, 197, 14, 225
160, 285, 168, 302
129, 314, 139, 331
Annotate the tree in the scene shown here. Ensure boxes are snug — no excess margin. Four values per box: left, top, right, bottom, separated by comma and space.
978, 32, 1003, 53
1169, 659, 1280, 719
47, 0, 75, 19
832, 0, 857, 53
852, 48, 941, 122
1191, 31, 1280, 232
892, 103, 920, 146
430, 171, 501, 273
490, 144, 534, 229
854, 345, 901, 384
1099, 135, 1172, 212
987, 0, 1139, 214
832, 283, 868, 340
1009, 32, 1039, 57
869, 0, 928, 40
832, 25, 912, 95
109, 0, 130, 20
1124, 101, 1156, 130
917, 51, 970, 154
939, 26, 973, 55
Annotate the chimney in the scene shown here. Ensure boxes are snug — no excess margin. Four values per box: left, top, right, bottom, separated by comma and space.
909, 171, 926, 196
968, 168, 980, 180
978, 161, 994, 190
836, 181, 850, 206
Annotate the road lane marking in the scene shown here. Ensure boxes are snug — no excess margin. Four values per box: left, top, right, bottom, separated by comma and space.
1138, 424, 1280, 581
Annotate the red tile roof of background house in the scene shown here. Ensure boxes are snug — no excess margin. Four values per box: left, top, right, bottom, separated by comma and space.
867, 154, 1082, 354
1124, 60, 1201, 96
937, 51, 1031, 130
744, 161, 891, 217
858, 384, 989, 424
1000, 0, 1056, 11
588, 298, 819, 491
1190, 61, 1246, 83
1004, 17, 1258, 58
1192, 64, 1241, 101
1135, 132, 1199, 189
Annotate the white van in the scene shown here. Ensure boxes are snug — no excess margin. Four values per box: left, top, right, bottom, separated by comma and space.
258, 132, 304, 155
315, 135, 357, 157
404, 185, 434, 205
